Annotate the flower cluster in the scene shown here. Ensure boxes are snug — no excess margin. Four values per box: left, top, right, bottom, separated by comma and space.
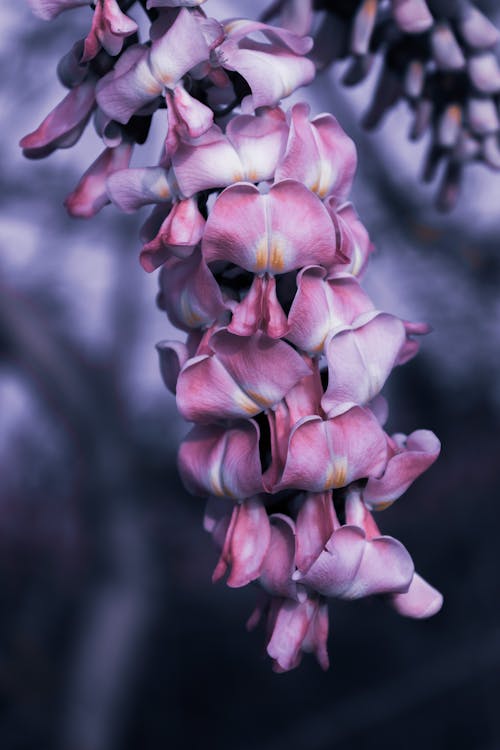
21, 0, 442, 671
264, 0, 500, 210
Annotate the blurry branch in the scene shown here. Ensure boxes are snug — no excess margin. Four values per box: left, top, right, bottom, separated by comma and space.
0, 278, 160, 750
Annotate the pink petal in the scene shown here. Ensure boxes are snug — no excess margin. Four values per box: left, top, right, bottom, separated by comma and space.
20, 79, 95, 159
226, 107, 288, 182
391, 0, 433, 33
28, 0, 89, 20
140, 198, 205, 271
203, 180, 338, 274
301, 600, 329, 670
295, 492, 337, 573
228, 274, 288, 338
274, 406, 388, 493
364, 429, 441, 510
65, 140, 133, 218
266, 597, 317, 672
287, 266, 374, 354
106, 167, 172, 213
156, 340, 189, 394
276, 102, 357, 202
223, 19, 313, 54
390, 573, 443, 619
149, 7, 210, 88
328, 202, 374, 277
172, 125, 243, 196
82, 0, 137, 62
259, 514, 297, 598
176, 330, 311, 422
178, 420, 263, 499
220, 40, 315, 109
341, 535, 414, 599
170, 85, 214, 140
299, 526, 366, 597
96, 45, 162, 124
322, 312, 406, 417
226, 498, 272, 587
157, 248, 228, 330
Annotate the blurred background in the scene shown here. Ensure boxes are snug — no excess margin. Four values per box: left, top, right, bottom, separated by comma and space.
1, 2, 500, 749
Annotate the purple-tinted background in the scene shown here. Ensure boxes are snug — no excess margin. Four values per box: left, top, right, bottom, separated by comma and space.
1, 2, 500, 749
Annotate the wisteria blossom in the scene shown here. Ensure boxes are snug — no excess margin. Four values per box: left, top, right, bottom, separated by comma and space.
21, 0, 443, 672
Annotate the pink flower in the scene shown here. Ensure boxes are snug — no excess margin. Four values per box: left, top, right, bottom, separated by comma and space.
275, 102, 357, 203
82, 0, 138, 62
172, 108, 288, 196
65, 139, 133, 218
176, 330, 311, 422
178, 421, 264, 499
202, 180, 339, 274
20, 78, 96, 159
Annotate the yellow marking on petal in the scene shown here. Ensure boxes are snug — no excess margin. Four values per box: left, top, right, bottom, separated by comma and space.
310, 178, 320, 194
208, 464, 224, 497
254, 236, 268, 272
235, 391, 260, 415
247, 168, 258, 182
146, 81, 162, 95
180, 294, 202, 327
245, 389, 273, 409
270, 237, 285, 273
447, 103, 462, 125
158, 185, 170, 199
232, 171, 243, 182
325, 457, 348, 489
373, 500, 394, 512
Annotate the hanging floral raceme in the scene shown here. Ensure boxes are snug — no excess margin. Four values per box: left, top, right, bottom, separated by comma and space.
263, 0, 500, 210
21, 0, 442, 672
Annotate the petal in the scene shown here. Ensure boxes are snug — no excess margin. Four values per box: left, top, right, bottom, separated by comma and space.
390, 0, 433, 33
295, 492, 336, 573
140, 198, 205, 271
364, 429, 441, 510
220, 40, 315, 108
64, 140, 133, 218
341, 535, 414, 598
176, 330, 310, 422
178, 420, 263, 499
228, 275, 288, 338
327, 202, 373, 277
20, 79, 95, 158
170, 85, 213, 139
287, 267, 374, 354
106, 167, 172, 212
203, 180, 338, 274
28, 0, 89, 20
390, 573, 443, 618
275, 406, 388, 492
96, 46, 161, 124
322, 312, 406, 417
226, 107, 289, 182
227, 498, 272, 587
266, 597, 316, 672
172, 125, 243, 196
301, 600, 329, 670
458, 5, 499, 49
276, 102, 357, 202
82, 0, 137, 61
157, 248, 228, 330
148, 7, 210, 88
299, 525, 366, 597
259, 514, 297, 598
156, 340, 189, 394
